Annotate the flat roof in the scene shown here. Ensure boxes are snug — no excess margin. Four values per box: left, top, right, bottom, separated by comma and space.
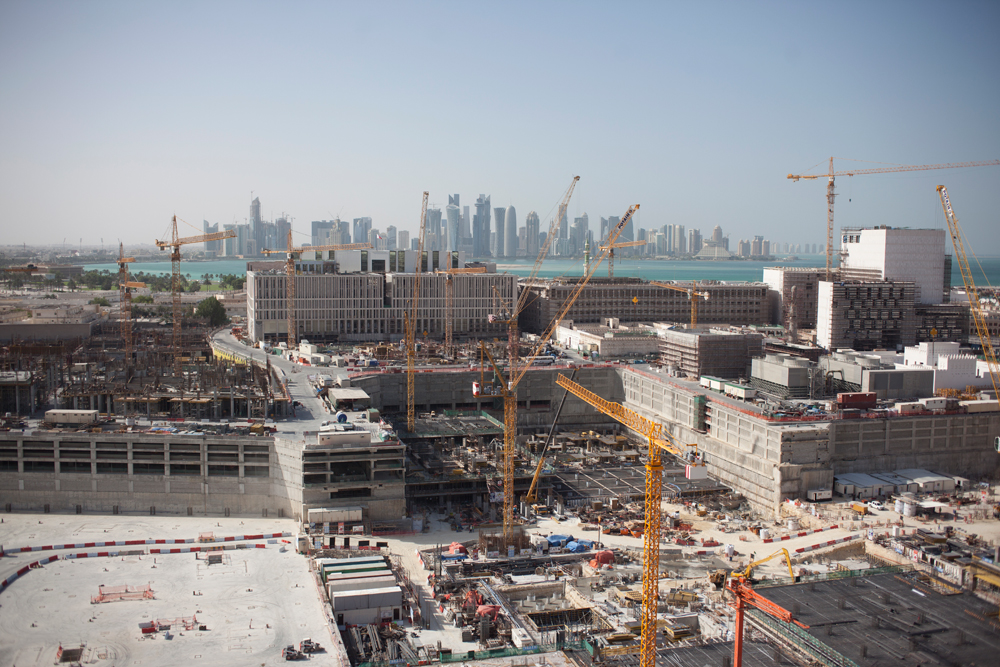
328, 387, 370, 400
894, 468, 954, 483
834, 473, 891, 488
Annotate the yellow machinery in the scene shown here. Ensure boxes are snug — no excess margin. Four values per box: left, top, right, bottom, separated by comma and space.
117, 242, 145, 370
262, 229, 371, 351
442, 266, 487, 356
937, 186, 1000, 398
155, 217, 235, 374
554, 372, 688, 667
788, 157, 1000, 281
650, 281, 710, 327
405, 192, 429, 432
601, 239, 646, 278
734, 547, 795, 581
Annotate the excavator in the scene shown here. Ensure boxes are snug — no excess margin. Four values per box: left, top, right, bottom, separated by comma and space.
710, 547, 796, 590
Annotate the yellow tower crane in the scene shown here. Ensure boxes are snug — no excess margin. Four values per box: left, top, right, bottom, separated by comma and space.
650, 281, 710, 328
483, 200, 639, 549
937, 186, 1000, 398
155, 217, 235, 375
441, 266, 487, 356
788, 157, 1000, 281
554, 373, 691, 667
406, 192, 430, 433
601, 239, 646, 278
117, 242, 145, 369
262, 230, 371, 351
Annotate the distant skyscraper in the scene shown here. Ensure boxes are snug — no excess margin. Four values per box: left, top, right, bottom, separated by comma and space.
525, 211, 540, 257
674, 225, 686, 254
473, 195, 491, 257
493, 207, 506, 258
311, 220, 335, 247
446, 204, 461, 253
504, 205, 517, 258
688, 228, 702, 255
600, 217, 610, 243
558, 209, 568, 240
353, 217, 372, 245
571, 214, 589, 256
275, 217, 291, 250
249, 197, 262, 256
712, 225, 723, 243
751, 235, 764, 257
203, 221, 221, 255
386, 225, 397, 250
426, 208, 442, 251
223, 223, 237, 256
397, 230, 409, 253
461, 205, 470, 239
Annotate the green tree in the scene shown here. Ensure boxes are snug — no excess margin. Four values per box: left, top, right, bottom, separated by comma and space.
67, 278, 77, 290
188, 282, 202, 293
90, 297, 111, 306
133, 295, 154, 304
195, 297, 228, 326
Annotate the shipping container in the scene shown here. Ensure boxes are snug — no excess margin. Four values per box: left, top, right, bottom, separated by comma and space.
960, 400, 1000, 413
918, 397, 948, 411
44, 409, 99, 425
837, 392, 877, 409
807, 489, 833, 501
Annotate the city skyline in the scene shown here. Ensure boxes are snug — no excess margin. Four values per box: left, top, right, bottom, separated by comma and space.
2, 3, 999, 252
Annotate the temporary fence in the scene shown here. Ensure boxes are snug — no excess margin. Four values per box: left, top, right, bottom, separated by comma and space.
91, 583, 155, 604
2, 531, 291, 555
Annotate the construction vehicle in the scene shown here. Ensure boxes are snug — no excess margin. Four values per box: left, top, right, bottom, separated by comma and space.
405, 192, 429, 432
155, 217, 235, 375
601, 239, 646, 278
299, 638, 322, 653
726, 574, 808, 667
708, 569, 728, 590
524, 368, 578, 506
851, 501, 869, 516
262, 229, 371, 351
937, 185, 1000, 399
650, 281, 710, 327
788, 157, 1000, 281
554, 372, 691, 667
734, 547, 795, 582
281, 644, 305, 660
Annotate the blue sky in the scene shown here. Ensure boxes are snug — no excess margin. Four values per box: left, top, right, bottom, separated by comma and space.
2, 1, 999, 252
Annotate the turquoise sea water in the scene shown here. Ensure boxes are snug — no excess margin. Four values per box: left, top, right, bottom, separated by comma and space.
85, 254, 1000, 287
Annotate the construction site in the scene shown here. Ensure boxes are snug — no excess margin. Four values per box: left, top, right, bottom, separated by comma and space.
1, 179, 999, 667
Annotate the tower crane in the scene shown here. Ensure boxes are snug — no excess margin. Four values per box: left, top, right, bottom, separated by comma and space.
650, 281, 710, 328
406, 192, 429, 433
477, 177, 584, 544
117, 243, 145, 369
553, 372, 689, 667
155, 217, 235, 375
788, 157, 1000, 281
482, 202, 638, 547
441, 266, 487, 356
261, 230, 370, 351
601, 239, 646, 278
936, 186, 1000, 399
524, 368, 577, 505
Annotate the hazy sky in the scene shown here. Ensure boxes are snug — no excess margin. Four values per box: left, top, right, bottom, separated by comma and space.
2, 1, 999, 252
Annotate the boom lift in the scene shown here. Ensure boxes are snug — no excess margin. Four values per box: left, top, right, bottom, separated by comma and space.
788, 157, 999, 281
937, 186, 1000, 398
601, 239, 646, 278
554, 372, 690, 667
650, 281, 710, 328
262, 230, 371, 350
155, 217, 235, 375
405, 192, 429, 432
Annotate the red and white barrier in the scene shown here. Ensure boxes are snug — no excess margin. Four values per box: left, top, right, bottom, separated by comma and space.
794, 534, 859, 554
5, 532, 290, 554
763, 525, 840, 544
0, 555, 59, 592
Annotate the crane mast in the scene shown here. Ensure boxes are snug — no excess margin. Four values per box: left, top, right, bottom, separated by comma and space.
650, 281, 709, 328
788, 158, 1000, 281
261, 231, 370, 351
406, 192, 429, 432
554, 372, 687, 667
936, 186, 1000, 398
156, 217, 235, 375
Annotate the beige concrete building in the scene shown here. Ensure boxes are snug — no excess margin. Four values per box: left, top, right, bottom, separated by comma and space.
518, 277, 770, 334
817, 280, 916, 351
657, 327, 764, 379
